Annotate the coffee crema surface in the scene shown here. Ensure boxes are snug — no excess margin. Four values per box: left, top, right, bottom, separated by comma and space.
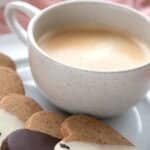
38, 27, 150, 71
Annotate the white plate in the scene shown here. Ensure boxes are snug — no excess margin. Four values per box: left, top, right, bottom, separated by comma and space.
0, 34, 150, 150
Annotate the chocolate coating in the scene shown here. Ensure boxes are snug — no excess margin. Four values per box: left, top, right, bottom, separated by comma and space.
1, 129, 60, 150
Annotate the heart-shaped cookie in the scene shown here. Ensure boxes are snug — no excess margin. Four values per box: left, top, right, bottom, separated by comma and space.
25, 111, 67, 139
55, 114, 136, 150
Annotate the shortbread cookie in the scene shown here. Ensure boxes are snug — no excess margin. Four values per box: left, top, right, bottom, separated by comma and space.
0, 53, 16, 70
0, 94, 42, 122
0, 67, 24, 100
25, 111, 67, 138
1, 129, 60, 150
61, 114, 133, 145
0, 94, 42, 145
57, 114, 136, 150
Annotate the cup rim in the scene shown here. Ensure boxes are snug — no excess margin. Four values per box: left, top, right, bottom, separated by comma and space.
28, 0, 150, 74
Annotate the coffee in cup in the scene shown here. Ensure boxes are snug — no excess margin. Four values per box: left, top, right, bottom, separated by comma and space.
38, 26, 150, 72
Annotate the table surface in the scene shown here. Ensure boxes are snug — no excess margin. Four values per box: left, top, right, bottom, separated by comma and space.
0, 0, 150, 35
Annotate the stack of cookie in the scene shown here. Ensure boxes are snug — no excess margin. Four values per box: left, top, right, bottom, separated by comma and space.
0, 53, 42, 144
1, 111, 137, 150
0, 53, 136, 150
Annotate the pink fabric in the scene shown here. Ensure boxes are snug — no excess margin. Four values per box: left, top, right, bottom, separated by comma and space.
0, 0, 150, 34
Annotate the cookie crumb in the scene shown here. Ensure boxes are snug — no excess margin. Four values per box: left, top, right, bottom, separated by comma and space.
60, 143, 70, 150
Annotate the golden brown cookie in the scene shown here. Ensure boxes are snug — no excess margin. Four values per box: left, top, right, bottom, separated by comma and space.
0, 94, 43, 122
25, 111, 67, 139
61, 114, 133, 146
0, 53, 16, 70
0, 67, 24, 100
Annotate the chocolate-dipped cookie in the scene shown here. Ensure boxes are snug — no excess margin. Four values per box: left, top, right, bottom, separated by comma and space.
0, 94, 42, 145
0, 94, 42, 122
1, 129, 60, 150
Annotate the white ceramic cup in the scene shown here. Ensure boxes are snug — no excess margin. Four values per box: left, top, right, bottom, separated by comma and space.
5, 0, 150, 117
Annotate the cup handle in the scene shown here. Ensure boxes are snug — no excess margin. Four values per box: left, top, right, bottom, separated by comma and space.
5, 1, 40, 45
